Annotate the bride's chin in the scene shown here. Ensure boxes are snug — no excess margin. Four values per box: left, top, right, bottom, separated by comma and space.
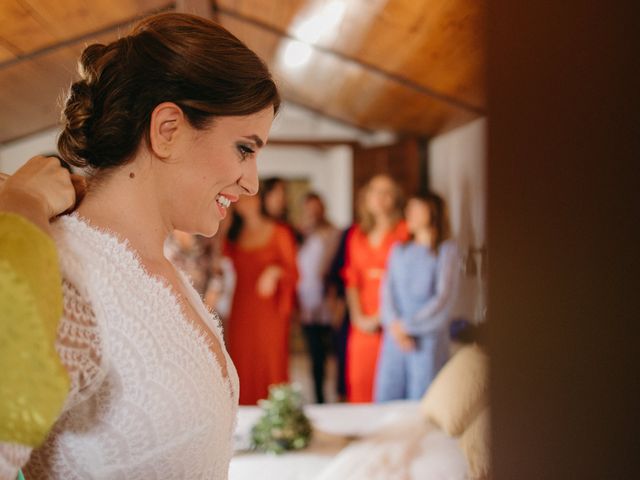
199, 220, 220, 238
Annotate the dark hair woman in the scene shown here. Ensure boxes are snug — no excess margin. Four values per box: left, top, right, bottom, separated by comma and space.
260, 176, 287, 221
223, 192, 298, 405
375, 192, 460, 401
0, 12, 279, 479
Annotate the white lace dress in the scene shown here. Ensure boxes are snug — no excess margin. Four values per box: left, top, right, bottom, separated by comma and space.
1, 214, 239, 480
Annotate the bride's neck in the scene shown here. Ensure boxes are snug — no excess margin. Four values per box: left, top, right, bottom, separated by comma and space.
76, 163, 170, 264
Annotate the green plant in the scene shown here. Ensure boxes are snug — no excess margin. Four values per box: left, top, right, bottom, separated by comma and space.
250, 383, 313, 454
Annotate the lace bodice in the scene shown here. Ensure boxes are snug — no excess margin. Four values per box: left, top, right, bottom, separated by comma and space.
7, 215, 239, 479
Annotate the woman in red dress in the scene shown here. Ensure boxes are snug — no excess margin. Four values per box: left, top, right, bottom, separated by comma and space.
224, 193, 298, 405
343, 175, 407, 402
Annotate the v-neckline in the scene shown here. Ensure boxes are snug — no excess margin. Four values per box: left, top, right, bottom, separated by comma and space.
172, 267, 233, 386
64, 213, 235, 401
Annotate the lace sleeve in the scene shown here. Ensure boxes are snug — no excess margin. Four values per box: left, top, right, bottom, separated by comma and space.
56, 280, 105, 411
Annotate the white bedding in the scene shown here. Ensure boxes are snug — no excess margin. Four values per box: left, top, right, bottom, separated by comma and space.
229, 401, 468, 480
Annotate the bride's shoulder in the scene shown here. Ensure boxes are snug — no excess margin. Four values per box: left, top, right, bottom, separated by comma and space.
51, 214, 130, 274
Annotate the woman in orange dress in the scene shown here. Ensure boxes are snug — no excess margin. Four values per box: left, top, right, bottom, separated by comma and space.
225, 193, 298, 405
343, 175, 408, 402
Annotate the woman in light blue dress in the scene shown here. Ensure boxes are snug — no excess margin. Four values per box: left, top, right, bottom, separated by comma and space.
374, 193, 459, 401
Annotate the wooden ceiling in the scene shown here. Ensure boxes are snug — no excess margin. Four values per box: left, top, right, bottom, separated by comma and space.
0, 0, 485, 144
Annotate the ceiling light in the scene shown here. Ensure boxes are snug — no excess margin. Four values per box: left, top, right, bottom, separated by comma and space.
283, 40, 312, 69
292, 0, 347, 44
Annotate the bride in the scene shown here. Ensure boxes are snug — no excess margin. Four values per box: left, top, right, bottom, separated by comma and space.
1, 12, 279, 480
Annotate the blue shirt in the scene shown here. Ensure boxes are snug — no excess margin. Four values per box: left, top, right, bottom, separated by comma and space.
380, 240, 459, 336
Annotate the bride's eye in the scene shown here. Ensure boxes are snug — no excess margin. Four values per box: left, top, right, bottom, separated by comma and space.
236, 144, 255, 161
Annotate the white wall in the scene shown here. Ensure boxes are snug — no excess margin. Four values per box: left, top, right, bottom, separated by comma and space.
429, 117, 487, 323
270, 102, 395, 146
0, 128, 59, 174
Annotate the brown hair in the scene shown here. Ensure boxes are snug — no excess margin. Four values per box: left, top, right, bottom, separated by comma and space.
406, 192, 451, 253
304, 191, 331, 229
259, 176, 287, 220
357, 174, 404, 234
58, 13, 280, 170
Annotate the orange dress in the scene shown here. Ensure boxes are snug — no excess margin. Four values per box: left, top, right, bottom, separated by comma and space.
225, 224, 298, 405
343, 221, 409, 402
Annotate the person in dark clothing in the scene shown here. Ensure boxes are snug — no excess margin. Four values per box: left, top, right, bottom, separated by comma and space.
325, 225, 354, 402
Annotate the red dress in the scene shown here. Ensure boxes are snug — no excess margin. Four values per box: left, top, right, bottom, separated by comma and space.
225, 224, 298, 405
343, 221, 408, 402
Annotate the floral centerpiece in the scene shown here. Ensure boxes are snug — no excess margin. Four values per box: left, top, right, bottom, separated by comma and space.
250, 383, 313, 454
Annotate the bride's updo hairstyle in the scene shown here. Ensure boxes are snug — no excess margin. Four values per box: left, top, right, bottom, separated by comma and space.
58, 13, 280, 170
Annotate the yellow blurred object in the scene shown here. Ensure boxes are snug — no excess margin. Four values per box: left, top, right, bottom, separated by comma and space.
0, 213, 69, 446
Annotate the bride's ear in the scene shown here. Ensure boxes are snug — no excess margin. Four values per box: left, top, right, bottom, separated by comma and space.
149, 102, 185, 159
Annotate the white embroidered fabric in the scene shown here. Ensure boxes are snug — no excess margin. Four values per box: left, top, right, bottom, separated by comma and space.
3, 214, 239, 480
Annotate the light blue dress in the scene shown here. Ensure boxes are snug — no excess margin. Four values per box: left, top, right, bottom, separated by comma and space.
374, 240, 459, 401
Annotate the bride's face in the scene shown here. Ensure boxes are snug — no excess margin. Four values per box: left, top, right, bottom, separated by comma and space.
158, 106, 274, 237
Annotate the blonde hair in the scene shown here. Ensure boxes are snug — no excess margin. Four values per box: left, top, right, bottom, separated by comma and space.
357, 175, 404, 234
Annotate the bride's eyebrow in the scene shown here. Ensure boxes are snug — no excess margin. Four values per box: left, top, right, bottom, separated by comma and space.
241, 135, 264, 148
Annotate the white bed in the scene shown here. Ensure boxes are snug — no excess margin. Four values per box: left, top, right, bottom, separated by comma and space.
229, 401, 468, 480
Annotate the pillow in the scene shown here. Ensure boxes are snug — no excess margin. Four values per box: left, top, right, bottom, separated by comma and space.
420, 344, 489, 436
459, 408, 491, 480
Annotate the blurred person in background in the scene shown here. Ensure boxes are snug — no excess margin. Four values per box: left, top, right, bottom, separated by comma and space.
205, 212, 237, 321
261, 177, 287, 222
164, 230, 214, 297
165, 216, 236, 317
325, 226, 353, 402
261, 176, 302, 244
296, 192, 340, 403
342, 175, 408, 402
375, 193, 459, 401
224, 192, 298, 405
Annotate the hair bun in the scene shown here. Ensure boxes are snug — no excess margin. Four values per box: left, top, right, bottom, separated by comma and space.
58, 79, 94, 167
59, 14, 280, 172
78, 43, 108, 84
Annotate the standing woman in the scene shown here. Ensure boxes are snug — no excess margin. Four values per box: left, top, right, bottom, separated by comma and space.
0, 13, 279, 479
225, 193, 298, 405
261, 176, 302, 244
375, 193, 459, 401
343, 175, 408, 402
261, 177, 288, 223
297, 193, 340, 403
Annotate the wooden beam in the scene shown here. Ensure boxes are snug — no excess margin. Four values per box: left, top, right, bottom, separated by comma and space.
175, 0, 214, 19
216, 7, 485, 116
0, 2, 175, 71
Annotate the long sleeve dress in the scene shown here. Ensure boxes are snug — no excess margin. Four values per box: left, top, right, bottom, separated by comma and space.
225, 224, 298, 405
374, 240, 459, 401
2, 214, 240, 479
342, 222, 408, 403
